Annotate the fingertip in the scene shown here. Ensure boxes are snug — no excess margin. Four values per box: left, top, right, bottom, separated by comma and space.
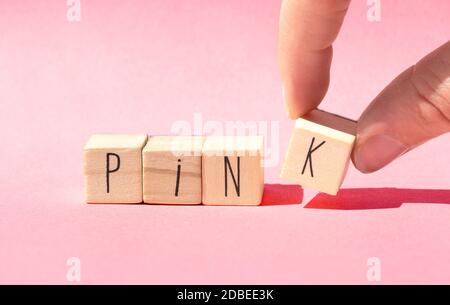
285, 99, 311, 120
352, 133, 409, 174
351, 146, 376, 174
282, 83, 321, 119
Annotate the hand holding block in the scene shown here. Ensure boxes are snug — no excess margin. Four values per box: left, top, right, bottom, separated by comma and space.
202, 136, 264, 206
281, 110, 356, 195
84, 134, 148, 203
143, 136, 204, 204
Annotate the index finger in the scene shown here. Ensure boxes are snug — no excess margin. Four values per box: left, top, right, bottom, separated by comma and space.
278, 0, 351, 118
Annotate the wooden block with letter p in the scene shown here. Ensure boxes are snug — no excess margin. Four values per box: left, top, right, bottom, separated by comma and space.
143, 136, 204, 204
84, 134, 148, 203
281, 110, 356, 195
202, 136, 264, 206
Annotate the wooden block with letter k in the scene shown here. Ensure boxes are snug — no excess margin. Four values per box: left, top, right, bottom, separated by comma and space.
281, 110, 357, 195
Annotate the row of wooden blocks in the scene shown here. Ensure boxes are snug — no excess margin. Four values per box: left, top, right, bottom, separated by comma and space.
84, 110, 357, 205
84, 135, 264, 205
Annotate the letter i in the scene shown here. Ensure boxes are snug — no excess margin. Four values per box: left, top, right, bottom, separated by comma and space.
175, 159, 181, 196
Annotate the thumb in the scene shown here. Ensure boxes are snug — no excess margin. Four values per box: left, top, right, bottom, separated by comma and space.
353, 41, 450, 173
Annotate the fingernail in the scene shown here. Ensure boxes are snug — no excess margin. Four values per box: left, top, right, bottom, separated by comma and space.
354, 135, 408, 173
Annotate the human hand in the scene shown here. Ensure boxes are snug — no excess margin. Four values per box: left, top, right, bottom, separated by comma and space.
278, 0, 450, 173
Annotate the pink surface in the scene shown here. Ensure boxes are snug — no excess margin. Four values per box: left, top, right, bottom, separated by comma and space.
0, 0, 449, 284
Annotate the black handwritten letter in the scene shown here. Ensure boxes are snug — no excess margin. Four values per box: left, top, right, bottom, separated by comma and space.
106, 153, 120, 193
301, 137, 326, 178
224, 156, 240, 197
175, 159, 181, 196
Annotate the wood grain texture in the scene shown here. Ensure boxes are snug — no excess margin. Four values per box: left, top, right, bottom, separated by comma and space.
143, 136, 204, 204
84, 134, 148, 203
280, 109, 356, 195
202, 136, 264, 206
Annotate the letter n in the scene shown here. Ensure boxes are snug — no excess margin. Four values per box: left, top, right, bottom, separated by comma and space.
224, 156, 240, 196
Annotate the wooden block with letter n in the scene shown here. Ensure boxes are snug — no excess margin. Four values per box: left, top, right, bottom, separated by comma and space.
281, 109, 357, 195
143, 136, 204, 204
202, 136, 264, 206
84, 134, 148, 203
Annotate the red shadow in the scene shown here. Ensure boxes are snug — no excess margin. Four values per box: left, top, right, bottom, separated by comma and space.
260, 184, 303, 206
304, 188, 450, 210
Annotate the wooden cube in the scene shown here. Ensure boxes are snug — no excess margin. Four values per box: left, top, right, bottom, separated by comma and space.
84, 134, 148, 203
281, 110, 356, 195
202, 136, 264, 206
143, 136, 204, 204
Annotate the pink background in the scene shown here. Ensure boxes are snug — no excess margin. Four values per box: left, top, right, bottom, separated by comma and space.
0, 0, 449, 284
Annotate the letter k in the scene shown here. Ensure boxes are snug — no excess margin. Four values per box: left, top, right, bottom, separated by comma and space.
301, 137, 326, 178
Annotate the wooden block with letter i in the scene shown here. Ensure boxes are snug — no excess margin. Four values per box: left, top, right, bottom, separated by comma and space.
84, 134, 148, 203
202, 136, 264, 206
280, 109, 357, 195
143, 136, 204, 204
